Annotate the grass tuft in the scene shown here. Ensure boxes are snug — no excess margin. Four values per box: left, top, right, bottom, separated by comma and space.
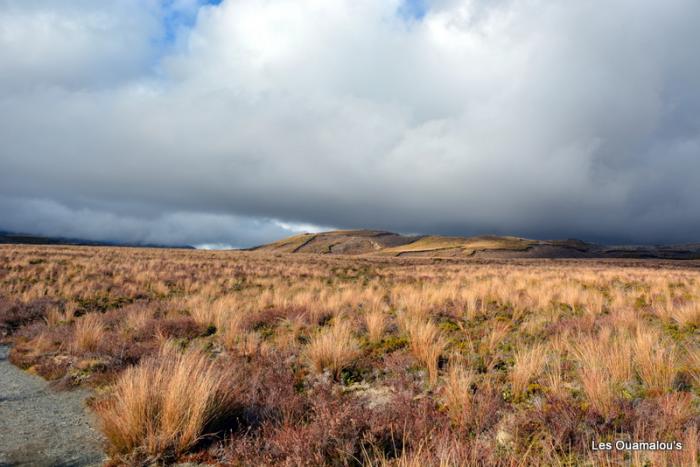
95, 345, 236, 461
305, 320, 360, 378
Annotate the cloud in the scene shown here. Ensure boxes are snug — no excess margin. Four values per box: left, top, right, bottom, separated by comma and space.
0, 0, 163, 92
1, 0, 700, 245
0, 196, 311, 247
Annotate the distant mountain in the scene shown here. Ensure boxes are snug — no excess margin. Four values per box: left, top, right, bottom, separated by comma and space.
0, 231, 193, 249
248, 230, 700, 260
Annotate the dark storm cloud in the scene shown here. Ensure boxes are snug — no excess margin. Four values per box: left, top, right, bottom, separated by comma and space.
1, 0, 700, 246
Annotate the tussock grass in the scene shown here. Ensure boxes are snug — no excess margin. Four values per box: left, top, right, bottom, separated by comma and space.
2, 245, 700, 465
220, 311, 246, 351
442, 363, 476, 425
305, 320, 360, 378
572, 330, 633, 417
672, 302, 700, 328
71, 313, 106, 353
95, 345, 236, 461
364, 310, 387, 343
633, 328, 676, 396
401, 316, 447, 385
510, 344, 547, 398
687, 346, 700, 389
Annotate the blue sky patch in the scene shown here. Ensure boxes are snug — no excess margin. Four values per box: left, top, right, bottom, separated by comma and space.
399, 0, 428, 20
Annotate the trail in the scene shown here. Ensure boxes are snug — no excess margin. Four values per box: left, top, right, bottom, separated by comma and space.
0, 346, 105, 467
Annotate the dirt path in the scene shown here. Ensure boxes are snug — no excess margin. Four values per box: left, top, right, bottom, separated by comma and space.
0, 346, 105, 466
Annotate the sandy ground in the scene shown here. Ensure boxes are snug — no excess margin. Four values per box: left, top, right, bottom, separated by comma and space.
0, 346, 105, 466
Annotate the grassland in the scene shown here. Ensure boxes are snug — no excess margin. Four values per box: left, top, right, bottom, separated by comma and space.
380, 235, 536, 256
1, 245, 699, 465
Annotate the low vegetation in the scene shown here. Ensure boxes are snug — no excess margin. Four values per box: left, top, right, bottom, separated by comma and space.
1, 245, 699, 465
306, 321, 360, 379
95, 345, 236, 463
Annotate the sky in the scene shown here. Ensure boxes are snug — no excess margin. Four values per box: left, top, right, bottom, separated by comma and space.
1, 0, 700, 247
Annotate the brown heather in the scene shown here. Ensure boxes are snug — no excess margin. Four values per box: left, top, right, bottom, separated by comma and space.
1, 244, 699, 465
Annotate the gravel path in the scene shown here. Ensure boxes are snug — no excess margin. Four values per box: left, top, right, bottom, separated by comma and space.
0, 346, 105, 466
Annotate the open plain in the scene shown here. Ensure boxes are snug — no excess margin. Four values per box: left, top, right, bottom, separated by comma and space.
1, 244, 699, 466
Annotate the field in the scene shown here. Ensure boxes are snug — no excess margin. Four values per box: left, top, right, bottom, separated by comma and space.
1, 245, 699, 466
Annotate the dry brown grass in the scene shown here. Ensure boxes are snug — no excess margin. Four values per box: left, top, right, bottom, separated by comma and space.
220, 312, 246, 351
95, 345, 236, 461
2, 245, 699, 464
401, 317, 447, 386
71, 313, 106, 353
687, 346, 700, 389
571, 330, 634, 417
305, 320, 360, 378
364, 309, 387, 343
633, 328, 677, 396
672, 302, 700, 328
510, 344, 548, 398
442, 363, 476, 425
45, 302, 77, 328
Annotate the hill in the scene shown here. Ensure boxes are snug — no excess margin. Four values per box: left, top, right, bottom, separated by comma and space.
247, 230, 418, 255
249, 230, 700, 259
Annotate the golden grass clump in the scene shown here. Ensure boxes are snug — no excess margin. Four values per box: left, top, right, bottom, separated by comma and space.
30, 332, 56, 357
671, 302, 700, 328
95, 345, 236, 460
121, 308, 151, 335
46, 302, 77, 327
572, 330, 633, 417
483, 322, 510, 355
510, 344, 547, 398
687, 346, 700, 389
305, 320, 360, 378
633, 328, 676, 395
442, 363, 476, 425
402, 316, 447, 385
44, 305, 62, 328
220, 312, 246, 351
364, 310, 387, 343
187, 295, 216, 327
71, 313, 106, 353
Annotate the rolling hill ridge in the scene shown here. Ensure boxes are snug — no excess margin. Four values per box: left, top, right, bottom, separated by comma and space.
249, 230, 700, 259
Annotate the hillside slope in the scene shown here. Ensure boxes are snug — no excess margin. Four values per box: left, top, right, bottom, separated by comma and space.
248, 230, 418, 255
249, 230, 700, 259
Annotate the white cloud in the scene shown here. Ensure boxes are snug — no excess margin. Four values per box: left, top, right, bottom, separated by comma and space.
0, 196, 314, 246
0, 0, 163, 93
1, 0, 700, 244
273, 220, 334, 234
193, 243, 237, 250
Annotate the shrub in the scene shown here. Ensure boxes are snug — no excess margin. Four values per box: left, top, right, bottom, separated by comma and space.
0, 298, 52, 336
